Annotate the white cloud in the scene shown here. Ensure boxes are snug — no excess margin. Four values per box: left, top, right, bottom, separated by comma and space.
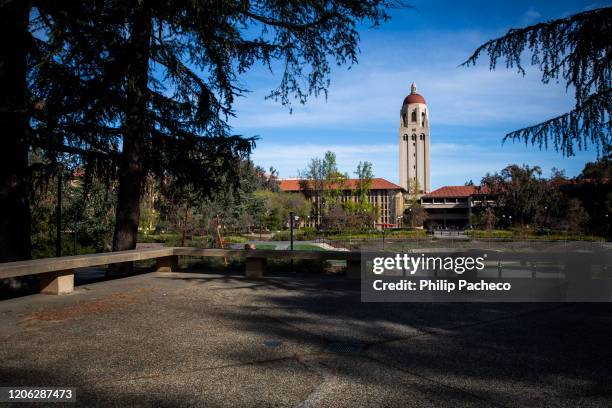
231, 30, 573, 134
252, 143, 397, 179
236, 26, 594, 188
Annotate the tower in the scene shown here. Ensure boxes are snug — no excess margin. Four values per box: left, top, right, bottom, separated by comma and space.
399, 83, 430, 195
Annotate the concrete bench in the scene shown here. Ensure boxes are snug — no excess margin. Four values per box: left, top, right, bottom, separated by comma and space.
0, 247, 362, 295
0, 248, 177, 295
173, 247, 362, 280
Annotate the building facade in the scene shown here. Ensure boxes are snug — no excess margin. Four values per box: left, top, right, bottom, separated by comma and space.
279, 178, 405, 227
420, 186, 493, 229
399, 83, 431, 194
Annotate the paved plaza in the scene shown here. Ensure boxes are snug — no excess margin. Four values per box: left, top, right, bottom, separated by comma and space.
1, 269, 611, 407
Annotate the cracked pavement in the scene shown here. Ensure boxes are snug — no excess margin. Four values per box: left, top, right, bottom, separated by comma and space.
1, 270, 611, 407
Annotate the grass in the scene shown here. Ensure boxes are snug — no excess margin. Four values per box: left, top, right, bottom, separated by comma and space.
466, 229, 604, 242
292, 243, 325, 251
137, 233, 248, 247
325, 229, 427, 241
252, 243, 276, 250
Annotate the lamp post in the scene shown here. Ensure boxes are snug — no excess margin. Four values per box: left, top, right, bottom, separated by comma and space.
289, 211, 294, 251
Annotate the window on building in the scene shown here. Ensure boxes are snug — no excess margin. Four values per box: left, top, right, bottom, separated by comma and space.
419, 134, 425, 140
411, 109, 417, 122
411, 134, 416, 141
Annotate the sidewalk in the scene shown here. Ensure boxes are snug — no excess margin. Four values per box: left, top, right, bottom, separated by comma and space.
0, 270, 610, 407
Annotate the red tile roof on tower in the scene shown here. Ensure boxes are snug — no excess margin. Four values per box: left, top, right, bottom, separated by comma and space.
403, 93, 426, 105
422, 185, 489, 198
279, 178, 404, 192
403, 82, 426, 105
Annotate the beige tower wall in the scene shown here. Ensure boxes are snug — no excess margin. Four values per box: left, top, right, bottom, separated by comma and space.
399, 101, 430, 194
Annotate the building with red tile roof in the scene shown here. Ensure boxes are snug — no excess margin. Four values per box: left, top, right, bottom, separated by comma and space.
279, 178, 405, 227
422, 185, 490, 198
420, 185, 494, 229
278, 178, 403, 192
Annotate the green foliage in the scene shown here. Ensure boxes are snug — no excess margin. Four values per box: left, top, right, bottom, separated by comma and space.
407, 178, 421, 198
30, 166, 117, 258
139, 175, 160, 235
254, 190, 312, 231
293, 244, 325, 251
464, 229, 514, 239
580, 145, 612, 180
299, 151, 348, 225
340, 201, 378, 230
475, 163, 607, 236
300, 151, 382, 230
403, 202, 427, 227
251, 243, 276, 250
324, 228, 426, 240
355, 161, 374, 203
465, 229, 603, 242
12, 0, 399, 261
480, 165, 549, 227
471, 207, 497, 230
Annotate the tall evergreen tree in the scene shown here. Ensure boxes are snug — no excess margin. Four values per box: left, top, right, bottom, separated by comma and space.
3, 0, 400, 264
0, 1, 32, 261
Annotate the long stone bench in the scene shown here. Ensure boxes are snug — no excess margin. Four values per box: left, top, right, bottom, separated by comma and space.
0, 247, 362, 295
173, 247, 362, 279
6, 246, 605, 296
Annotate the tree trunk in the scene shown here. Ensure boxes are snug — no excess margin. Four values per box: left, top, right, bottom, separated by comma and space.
108, 3, 151, 276
0, 1, 32, 262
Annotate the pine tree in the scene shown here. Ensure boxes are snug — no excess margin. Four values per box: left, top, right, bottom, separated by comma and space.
3, 0, 400, 263
0, 1, 32, 261
463, 7, 611, 156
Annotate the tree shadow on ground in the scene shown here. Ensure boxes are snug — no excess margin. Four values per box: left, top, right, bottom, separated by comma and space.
161, 270, 612, 406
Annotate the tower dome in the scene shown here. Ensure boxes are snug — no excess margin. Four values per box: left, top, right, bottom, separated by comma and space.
403, 82, 426, 105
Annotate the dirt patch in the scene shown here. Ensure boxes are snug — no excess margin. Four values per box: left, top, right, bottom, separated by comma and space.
18, 288, 154, 325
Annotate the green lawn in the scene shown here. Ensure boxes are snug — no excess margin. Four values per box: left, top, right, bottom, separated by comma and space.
292, 243, 326, 251
465, 229, 604, 241
252, 243, 276, 250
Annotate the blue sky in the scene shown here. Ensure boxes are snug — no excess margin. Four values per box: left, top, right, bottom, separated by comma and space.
229, 0, 610, 188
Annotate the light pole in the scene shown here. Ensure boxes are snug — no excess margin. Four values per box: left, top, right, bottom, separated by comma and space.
289, 211, 294, 251
408, 207, 412, 228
